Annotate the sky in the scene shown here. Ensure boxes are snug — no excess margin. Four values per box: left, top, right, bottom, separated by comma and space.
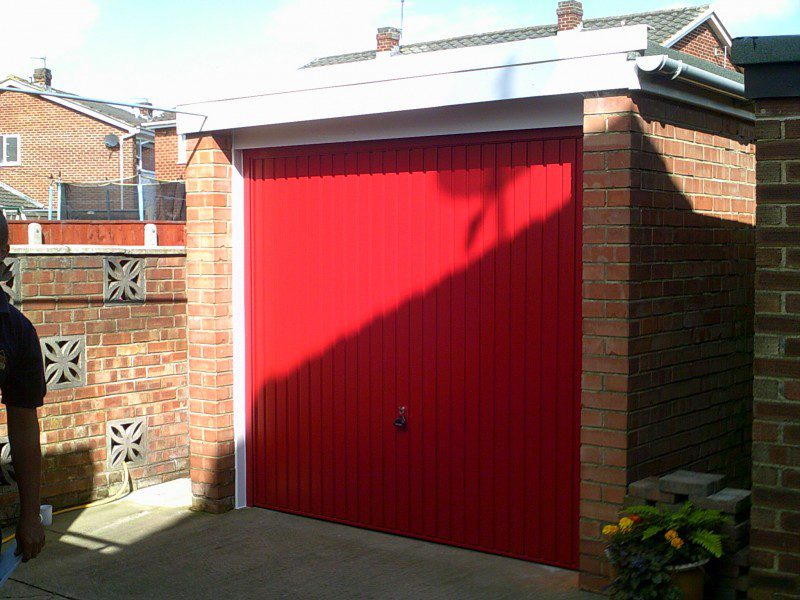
2, 0, 799, 108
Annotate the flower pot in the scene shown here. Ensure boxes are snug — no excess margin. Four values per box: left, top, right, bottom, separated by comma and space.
605, 551, 709, 599
666, 559, 709, 600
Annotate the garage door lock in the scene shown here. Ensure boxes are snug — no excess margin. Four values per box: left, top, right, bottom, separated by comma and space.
393, 406, 407, 428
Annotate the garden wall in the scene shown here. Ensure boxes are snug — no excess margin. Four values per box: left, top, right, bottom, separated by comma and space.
0, 225, 188, 519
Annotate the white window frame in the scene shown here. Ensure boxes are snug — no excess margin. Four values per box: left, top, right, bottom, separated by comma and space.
177, 134, 187, 164
0, 135, 21, 166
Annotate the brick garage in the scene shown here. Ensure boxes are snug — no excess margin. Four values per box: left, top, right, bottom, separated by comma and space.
176, 19, 756, 591
0, 226, 188, 519
580, 92, 755, 588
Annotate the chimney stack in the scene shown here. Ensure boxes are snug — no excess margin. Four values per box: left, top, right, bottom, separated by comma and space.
557, 1, 583, 31
33, 67, 52, 88
376, 27, 401, 53
136, 100, 153, 119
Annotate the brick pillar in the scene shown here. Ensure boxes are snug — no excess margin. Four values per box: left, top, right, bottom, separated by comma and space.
748, 98, 800, 598
185, 134, 235, 513
580, 94, 636, 591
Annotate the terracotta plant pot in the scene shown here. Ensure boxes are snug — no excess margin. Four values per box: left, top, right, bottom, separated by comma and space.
605, 551, 709, 599
666, 559, 709, 600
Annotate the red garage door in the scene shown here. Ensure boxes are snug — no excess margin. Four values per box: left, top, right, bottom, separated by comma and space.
244, 129, 581, 568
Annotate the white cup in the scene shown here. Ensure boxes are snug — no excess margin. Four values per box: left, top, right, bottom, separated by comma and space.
39, 505, 53, 526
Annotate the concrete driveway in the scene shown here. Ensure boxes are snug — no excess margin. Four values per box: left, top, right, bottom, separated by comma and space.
2, 479, 600, 600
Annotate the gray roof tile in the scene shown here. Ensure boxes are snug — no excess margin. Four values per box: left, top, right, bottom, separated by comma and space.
305, 5, 710, 68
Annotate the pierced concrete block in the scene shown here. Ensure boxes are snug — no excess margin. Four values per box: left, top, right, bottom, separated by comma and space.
104, 257, 145, 303
658, 470, 726, 497
696, 488, 751, 515
0, 438, 14, 486
107, 417, 147, 469
41, 335, 86, 390
0, 258, 20, 303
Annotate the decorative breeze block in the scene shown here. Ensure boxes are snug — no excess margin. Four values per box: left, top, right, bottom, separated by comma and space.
0, 438, 14, 486
107, 418, 147, 469
0, 258, 21, 303
41, 335, 86, 390
104, 257, 145, 303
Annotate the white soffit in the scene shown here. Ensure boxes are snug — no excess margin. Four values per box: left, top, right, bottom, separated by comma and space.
178, 25, 649, 134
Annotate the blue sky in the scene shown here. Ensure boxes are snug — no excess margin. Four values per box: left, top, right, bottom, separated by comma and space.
3, 0, 800, 107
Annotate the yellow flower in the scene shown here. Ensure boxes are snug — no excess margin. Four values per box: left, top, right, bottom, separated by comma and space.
665, 529, 679, 542
670, 536, 684, 549
602, 525, 619, 537
618, 517, 634, 532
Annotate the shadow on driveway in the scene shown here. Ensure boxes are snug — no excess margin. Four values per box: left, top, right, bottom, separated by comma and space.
3, 479, 600, 600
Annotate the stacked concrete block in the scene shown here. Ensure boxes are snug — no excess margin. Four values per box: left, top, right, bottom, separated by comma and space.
626, 471, 752, 599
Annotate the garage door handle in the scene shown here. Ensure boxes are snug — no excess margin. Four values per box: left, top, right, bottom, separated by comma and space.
393, 406, 407, 428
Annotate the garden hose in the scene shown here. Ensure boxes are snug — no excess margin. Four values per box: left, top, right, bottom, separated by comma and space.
1, 461, 132, 544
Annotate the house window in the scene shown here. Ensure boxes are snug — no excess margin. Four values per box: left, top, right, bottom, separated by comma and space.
177, 134, 187, 164
0, 135, 20, 166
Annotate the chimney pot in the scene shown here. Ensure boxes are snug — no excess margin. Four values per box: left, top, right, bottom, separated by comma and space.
137, 100, 153, 119
557, 1, 583, 31
377, 26, 401, 53
33, 67, 52, 88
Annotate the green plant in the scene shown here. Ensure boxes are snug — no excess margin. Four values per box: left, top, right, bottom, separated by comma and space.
603, 502, 730, 599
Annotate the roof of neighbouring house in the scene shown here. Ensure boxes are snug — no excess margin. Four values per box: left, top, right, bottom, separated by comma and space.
2, 75, 144, 128
305, 5, 713, 68
0, 182, 45, 212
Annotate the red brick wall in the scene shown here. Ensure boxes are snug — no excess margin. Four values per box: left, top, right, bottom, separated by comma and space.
0, 92, 139, 205
185, 134, 235, 513
580, 93, 755, 590
155, 127, 185, 181
749, 98, 800, 599
0, 250, 188, 517
672, 23, 735, 71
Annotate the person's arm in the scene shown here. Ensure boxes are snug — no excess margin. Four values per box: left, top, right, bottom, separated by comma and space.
7, 405, 44, 561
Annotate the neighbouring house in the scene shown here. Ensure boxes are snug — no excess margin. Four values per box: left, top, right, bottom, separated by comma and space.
174, 0, 757, 592
0, 69, 152, 210
731, 35, 800, 600
0, 181, 47, 219
0, 69, 185, 220
140, 111, 187, 182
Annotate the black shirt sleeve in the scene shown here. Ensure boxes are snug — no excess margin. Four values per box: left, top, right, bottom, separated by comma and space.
1, 318, 46, 409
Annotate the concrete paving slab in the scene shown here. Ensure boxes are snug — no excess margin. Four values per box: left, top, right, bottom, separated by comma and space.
4, 479, 600, 600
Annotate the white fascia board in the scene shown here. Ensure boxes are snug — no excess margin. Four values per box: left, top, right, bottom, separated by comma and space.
663, 11, 733, 48
178, 25, 648, 134
232, 95, 583, 150
0, 78, 140, 134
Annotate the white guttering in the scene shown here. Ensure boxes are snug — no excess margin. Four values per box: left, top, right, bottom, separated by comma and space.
636, 55, 745, 99
141, 119, 177, 130
178, 25, 649, 134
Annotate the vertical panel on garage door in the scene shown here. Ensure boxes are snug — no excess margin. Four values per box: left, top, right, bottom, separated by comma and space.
245, 129, 581, 569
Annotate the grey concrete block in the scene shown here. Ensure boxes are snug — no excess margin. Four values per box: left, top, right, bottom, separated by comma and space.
721, 520, 750, 542
658, 470, 726, 497
696, 488, 751, 515
732, 548, 749, 567
628, 477, 677, 503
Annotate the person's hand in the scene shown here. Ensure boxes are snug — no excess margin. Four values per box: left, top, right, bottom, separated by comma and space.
14, 514, 45, 562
